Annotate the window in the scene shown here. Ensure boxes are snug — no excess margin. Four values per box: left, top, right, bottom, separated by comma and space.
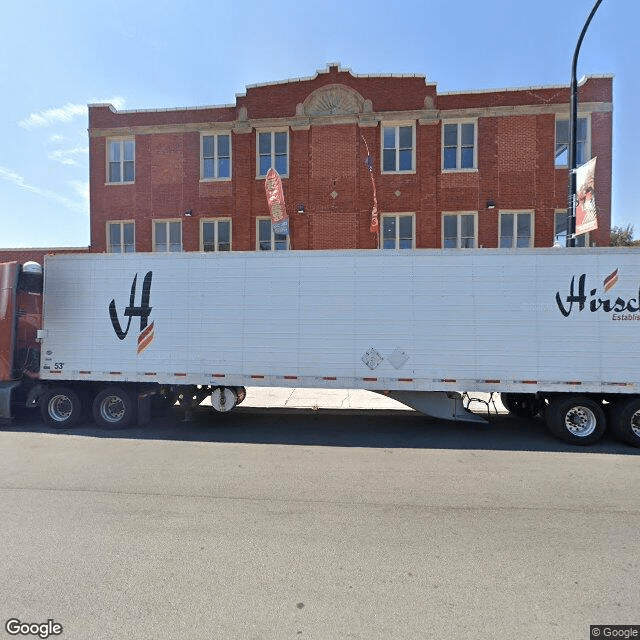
153, 220, 182, 252
258, 131, 288, 177
257, 218, 289, 251
201, 219, 231, 251
382, 125, 415, 173
443, 213, 477, 248
554, 211, 587, 247
555, 117, 589, 167
108, 139, 135, 183
201, 133, 231, 180
442, 122, 476, 170
381, 214, 414, 249
107, 221, 135, 253
499, 212, 533, 248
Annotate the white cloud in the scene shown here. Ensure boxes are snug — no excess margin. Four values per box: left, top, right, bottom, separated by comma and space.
92, 96, 126, 110
0, 166, 87, 213
48, 146, 89, 166
18, 96, 126, 129
19, 103, 88, 129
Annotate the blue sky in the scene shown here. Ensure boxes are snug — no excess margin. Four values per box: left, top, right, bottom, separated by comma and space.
0, 0, 635, 248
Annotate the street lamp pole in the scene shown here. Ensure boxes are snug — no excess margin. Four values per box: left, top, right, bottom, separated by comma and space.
567, 0, 604, 247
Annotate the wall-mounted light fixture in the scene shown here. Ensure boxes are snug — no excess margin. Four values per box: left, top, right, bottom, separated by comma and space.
184, 209, 193, 217
297, 204, 306, 214
486, 198, 496, 210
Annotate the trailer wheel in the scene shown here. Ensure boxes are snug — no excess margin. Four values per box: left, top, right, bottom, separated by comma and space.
609, 397, 640, 448
211, 386, 238, 413
234, 386, 247, 405
93, 386, 136, 429
501, 393, 543, 418
546, 396, 606, 445
40, 387, 84, 428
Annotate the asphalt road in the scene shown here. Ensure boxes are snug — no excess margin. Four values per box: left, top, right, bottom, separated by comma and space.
1, 404, 638, 640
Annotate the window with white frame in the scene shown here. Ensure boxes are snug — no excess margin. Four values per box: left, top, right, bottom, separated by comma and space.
499, 212, 533, 248
108, 138, 135, 183
257, 218, 289, 251
107, 221, 135, 253
201, 133, 231, 180
382, 124, 415, 173
555, 117, 589, 167
381, 214, 414, 249
442, 213, 477, 248
554, 210, 588, 247
257, 131, 288, 177
153, 220, 182, 252
442, 121, 476, 170
201, 219, 231, 251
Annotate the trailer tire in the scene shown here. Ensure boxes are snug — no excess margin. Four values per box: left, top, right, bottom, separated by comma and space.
609, 397, 640, 448
501, 393, 543, 418
234, 386, 246, 405
40, 387, 84, 428
93, 386, 136, 429
546, 396, 606, 445
211, 386, 238, 413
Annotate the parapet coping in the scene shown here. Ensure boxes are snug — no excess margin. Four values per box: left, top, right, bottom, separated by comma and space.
88, 65, 613, 116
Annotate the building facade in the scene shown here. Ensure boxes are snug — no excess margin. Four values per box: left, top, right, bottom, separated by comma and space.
85, 64, 610, 254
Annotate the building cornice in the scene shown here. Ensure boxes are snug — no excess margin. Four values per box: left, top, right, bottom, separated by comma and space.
89, 100, 612, 139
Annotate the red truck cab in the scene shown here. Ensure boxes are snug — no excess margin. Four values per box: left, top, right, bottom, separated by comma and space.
0, 261, 43, 420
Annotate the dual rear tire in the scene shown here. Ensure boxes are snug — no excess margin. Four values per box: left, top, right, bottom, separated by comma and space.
609, 397, 640, 448
545, 396, 607, 446
542, 395, 640, 448
502, 392, 640, 448
40, 385, 135, 429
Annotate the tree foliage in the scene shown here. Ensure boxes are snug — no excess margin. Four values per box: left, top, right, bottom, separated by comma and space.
610, 224, 640, 247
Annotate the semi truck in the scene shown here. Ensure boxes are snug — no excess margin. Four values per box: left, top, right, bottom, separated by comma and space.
1, 248, 640, 448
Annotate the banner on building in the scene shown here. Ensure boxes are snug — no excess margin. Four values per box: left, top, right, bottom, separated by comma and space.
264, 168, 289, 236
575, 157, 598, 236
361, 135, 379, 234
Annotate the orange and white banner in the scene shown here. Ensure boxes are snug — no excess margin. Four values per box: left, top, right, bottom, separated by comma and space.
264, 168, 289, 235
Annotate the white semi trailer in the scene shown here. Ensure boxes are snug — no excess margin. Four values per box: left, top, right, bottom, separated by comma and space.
2, 248, 640, 447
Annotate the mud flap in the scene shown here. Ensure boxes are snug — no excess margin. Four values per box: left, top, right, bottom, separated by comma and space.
0, 381, 21, 423
137, 388, 154, 426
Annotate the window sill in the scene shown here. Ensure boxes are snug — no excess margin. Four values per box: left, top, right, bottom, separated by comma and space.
200, 177, 232, 183
441, 168, 478, 174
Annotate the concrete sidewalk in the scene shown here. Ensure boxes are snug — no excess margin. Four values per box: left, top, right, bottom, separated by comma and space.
238, 387, 507, 413
240, 387, 408, 410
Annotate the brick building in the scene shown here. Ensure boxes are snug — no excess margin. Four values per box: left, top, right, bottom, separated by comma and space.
86, 64, 611, 254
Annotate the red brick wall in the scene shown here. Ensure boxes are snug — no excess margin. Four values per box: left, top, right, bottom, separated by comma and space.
88, 67, 613, 253
0, 248, 88, 266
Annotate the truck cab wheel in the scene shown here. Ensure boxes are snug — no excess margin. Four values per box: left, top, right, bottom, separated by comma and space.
40, 387, 84, 428
610, 398, 640, 448
93, 386, 136, 429
546, 396, 607, 445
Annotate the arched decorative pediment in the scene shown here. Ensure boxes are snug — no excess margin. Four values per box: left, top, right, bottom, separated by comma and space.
300, 84, 366, 116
